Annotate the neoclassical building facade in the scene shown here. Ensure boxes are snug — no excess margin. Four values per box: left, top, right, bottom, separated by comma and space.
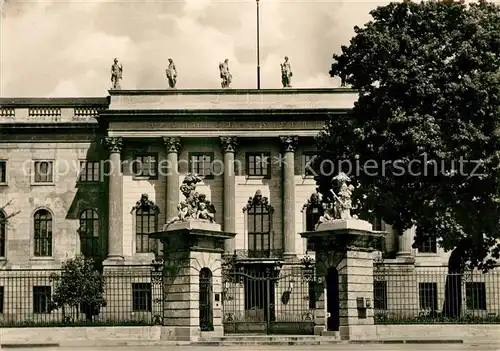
0, 88, 461, 329
0, 89, 440, 268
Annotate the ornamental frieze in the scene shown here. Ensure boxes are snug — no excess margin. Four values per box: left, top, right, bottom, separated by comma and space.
111, 120, 325, 131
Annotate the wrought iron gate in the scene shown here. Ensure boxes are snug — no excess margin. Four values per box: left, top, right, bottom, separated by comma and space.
221, 262, 315, 335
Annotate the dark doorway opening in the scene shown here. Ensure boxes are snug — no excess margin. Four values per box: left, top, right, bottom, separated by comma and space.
199, 268, 214, 331
326, 267, 340, 331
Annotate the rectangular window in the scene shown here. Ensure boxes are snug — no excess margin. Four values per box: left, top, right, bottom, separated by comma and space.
466, 282, 487, 310
132, 154, 158, 179
417, 237, 437, 253
247, 203, 271, 258
371, 217, 383, 231
33, 286, 51, 314
189, 152, 214, 178
308, 281, 317, 309
79, 161, 101, 182
303, 153, 317, 177
0, 161, 6, 183
305, 206, 321, 251
34, 161, 53, 183
132, 283, 152, 312
135, 208, 158, 253
374, 281, 388, 310
246, 152, 271, 177
0, 286, 4, 313
419, 282, 438, 311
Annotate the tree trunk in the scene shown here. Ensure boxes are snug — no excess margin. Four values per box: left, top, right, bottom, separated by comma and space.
442, 247, 462, 318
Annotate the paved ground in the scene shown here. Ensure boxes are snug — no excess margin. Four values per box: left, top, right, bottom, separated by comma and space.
4, 345, 500, 351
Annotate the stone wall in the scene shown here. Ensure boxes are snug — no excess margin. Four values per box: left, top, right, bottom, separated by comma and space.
0, 138, 106, 268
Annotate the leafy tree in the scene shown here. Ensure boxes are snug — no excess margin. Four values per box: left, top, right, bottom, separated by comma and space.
50, 255, 106, 322
317, 0, 500, 317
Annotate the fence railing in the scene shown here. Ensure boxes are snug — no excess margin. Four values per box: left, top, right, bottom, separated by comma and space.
0, 265, 163, 327
374, 265, 500, 324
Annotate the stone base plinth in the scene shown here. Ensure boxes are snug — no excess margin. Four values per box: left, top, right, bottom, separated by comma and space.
165, 219, 222, 232
316, 219, 373, 232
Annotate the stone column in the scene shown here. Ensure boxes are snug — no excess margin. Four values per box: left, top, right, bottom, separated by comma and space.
104, 137, 124, 260
280, 136, 298, 259
397, 226, 415, 257
163, 137, 181, 222
220, 136, 238, 253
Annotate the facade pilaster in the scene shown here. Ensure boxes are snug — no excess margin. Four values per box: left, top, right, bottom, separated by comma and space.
220, 136, 238, 253
280, 135, 298, 259
104, 136, 124, 260
163, 137, 181, 223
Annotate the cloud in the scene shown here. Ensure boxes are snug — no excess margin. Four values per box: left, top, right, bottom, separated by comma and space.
0, 0, 406, 96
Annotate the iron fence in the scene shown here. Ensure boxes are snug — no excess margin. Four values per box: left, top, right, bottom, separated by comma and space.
374, 264, 500, 324
0, 265, 163, 327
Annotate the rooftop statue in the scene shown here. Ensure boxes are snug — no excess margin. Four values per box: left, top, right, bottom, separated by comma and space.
166, 58, 177, 88
280, 56, 292, 88
219, 59, 232, 88
316, 172, 355, 229
165, 173, 216, 228
110, 58, 123, 90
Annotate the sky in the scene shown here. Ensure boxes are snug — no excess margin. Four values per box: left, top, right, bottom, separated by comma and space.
0, 0, 491, 97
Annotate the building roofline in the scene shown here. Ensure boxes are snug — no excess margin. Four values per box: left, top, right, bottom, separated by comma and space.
0, 97, 110, 107
107, 88, 357, 96
0, 123, 101, 131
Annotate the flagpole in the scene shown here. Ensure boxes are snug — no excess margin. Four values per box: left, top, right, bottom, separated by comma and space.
256, 0, 261, 89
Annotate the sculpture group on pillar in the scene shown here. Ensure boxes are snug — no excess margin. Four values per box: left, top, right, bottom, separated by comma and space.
316, 172, 356, 229
109, 56, 295, 89
165, 173, 217, 227
110, 58, 123, 90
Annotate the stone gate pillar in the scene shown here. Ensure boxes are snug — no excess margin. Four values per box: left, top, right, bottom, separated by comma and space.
150, 174, 235, 341
299, 173, 386, 341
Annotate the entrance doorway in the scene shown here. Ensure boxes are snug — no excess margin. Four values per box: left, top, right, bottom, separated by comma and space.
199, 268, 214, 331
326, 267, 340, 331
222, 264, 314, 334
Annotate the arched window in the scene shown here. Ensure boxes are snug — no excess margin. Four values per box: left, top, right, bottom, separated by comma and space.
244, 190, 274, 258
132, 194, 159, 253
0, 211, 6, 257
79, 209, 100, 258
34, 209, 52, 257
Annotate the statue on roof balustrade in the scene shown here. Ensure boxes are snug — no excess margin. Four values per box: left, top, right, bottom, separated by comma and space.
280, 56, 292, 88
110, 58, 123, 90
219, 59, 232, 88
166, 58, 177, 88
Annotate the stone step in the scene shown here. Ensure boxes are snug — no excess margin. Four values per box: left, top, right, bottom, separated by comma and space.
196, 335, 342, 345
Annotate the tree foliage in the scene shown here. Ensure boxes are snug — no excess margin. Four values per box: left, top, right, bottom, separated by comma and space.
317, 0, 500, 270
50, 255, 106, 322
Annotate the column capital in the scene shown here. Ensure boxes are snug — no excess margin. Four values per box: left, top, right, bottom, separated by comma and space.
219, 136, 239, 153
163, 136, 181, 154
103, 137, 124, 153
280, 135, 299, 152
